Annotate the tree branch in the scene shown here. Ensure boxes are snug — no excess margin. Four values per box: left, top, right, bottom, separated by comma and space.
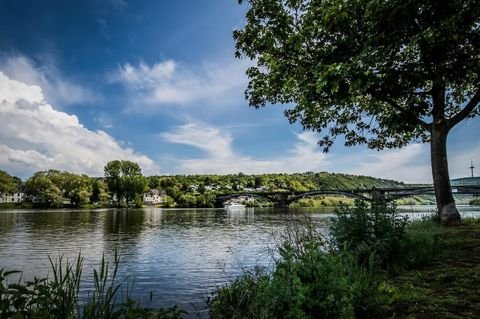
383, 98, 431, 132
447, 88, 480, 130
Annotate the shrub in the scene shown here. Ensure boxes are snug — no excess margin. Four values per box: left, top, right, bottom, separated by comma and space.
207, 267, 269, 319
261, 243, 374, 319
400, 218, 442, 268
330, 200, 408, 271
208, 220, 376, 319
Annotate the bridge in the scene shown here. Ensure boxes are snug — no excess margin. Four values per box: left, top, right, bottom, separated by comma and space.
216, 185, 480, 208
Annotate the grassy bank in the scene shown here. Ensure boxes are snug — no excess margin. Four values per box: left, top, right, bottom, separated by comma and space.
208, 203, 480, 319
374, 219, 480, 318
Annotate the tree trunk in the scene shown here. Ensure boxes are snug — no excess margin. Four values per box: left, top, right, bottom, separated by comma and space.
430, 121, 461, 225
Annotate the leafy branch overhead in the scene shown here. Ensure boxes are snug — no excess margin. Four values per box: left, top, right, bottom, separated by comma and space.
234, 0, 480, 152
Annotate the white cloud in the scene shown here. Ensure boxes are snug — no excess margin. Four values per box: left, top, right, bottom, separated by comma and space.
160, 124, 234, 159
339, 137, 480, 183
448, 142, 480, 179
0, 55, 96, 108
93, 113, 114, 129
0, 71, 158, 178
110, 59, 248, 111
340, 144, 432, 183
159, 123, 328, 174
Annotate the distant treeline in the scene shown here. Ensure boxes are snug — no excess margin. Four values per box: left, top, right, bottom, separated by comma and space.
1, 163, 408, 209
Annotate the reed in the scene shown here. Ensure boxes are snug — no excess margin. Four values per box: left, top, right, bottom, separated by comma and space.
0, 250, 186, 319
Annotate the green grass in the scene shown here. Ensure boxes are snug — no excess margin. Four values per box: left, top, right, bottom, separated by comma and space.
369, 221, 480, 318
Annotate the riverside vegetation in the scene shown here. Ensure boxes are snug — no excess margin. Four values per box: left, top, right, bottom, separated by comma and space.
207, 201, 480, 319
1, 166, 408, 209
0, 251, 185, 319
2, 201, 480, 318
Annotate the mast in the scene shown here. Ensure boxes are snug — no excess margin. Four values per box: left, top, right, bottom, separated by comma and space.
470, 160, 475, 178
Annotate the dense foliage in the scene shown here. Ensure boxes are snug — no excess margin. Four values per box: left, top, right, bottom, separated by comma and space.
208, 202, 443, 318
104, 160, 147, 206
330, 201, 408, 270
0, 170, 21, 194
234, 0, 480, 224
25, 170, 95, 208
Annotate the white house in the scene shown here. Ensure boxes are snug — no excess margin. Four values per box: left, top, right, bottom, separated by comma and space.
143, 189, 166, 205
0, 192, 25, 203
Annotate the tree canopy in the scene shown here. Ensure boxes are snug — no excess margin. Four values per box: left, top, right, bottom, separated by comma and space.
104, 160, 147, 206
0, 170, 20, 194
24, 170, 93, 207
234, 0, 480, 224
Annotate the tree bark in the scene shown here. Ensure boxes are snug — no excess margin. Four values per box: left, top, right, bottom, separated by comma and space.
430, 121, 461, 225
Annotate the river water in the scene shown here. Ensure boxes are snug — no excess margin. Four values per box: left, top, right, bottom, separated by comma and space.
1, 205, 479, 316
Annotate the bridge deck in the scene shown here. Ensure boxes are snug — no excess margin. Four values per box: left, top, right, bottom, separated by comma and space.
216, 185, 480, 206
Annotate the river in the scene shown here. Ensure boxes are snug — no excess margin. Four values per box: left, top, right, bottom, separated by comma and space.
1, 205, 479, 316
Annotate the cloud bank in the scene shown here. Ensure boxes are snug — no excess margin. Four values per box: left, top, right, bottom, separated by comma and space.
159, 123, 329, 174
0, 71, 158, 178
0, 55, 96, 108
110, 59, 248, 111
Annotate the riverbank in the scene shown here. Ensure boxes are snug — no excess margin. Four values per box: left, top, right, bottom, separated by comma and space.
208, 208, 480, 319
375, 220, 480, 318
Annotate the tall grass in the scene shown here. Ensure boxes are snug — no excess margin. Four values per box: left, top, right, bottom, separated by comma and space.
330, 200, 409, 272
0, 251, 186, 319
208, 213, 377, 319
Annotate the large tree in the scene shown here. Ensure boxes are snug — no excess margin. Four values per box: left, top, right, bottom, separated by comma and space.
234, 0, 480, 224
25, 172, 63, 207
104, 160, 147, 206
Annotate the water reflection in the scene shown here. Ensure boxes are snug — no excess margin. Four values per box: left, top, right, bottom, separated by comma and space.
0, 206, 479, 317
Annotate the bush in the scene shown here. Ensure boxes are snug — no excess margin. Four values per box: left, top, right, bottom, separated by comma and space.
400, 218, 442, 268
262, 244, 374, 319
208, 222, 376, 319
330, 200, 408, 271
207, 267, 269, 319
209, 201, 444, 318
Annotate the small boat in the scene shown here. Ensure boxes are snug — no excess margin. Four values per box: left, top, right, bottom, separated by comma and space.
224, 202, 246, 210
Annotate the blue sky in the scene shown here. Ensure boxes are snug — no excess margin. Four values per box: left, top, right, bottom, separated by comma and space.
0, 0, 478, 183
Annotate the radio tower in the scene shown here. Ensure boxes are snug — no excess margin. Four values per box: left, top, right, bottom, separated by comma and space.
470, 160, 475, 178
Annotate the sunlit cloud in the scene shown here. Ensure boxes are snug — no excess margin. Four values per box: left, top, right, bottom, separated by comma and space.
342, 144, 432, 183
159, 123, 328, 174
109, 58, 249, 111
0, 71, 158, 178
0, 54, 96, 108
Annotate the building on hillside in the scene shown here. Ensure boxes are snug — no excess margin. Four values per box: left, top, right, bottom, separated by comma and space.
143, 189, 166, 205
0, 192, 25, 203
